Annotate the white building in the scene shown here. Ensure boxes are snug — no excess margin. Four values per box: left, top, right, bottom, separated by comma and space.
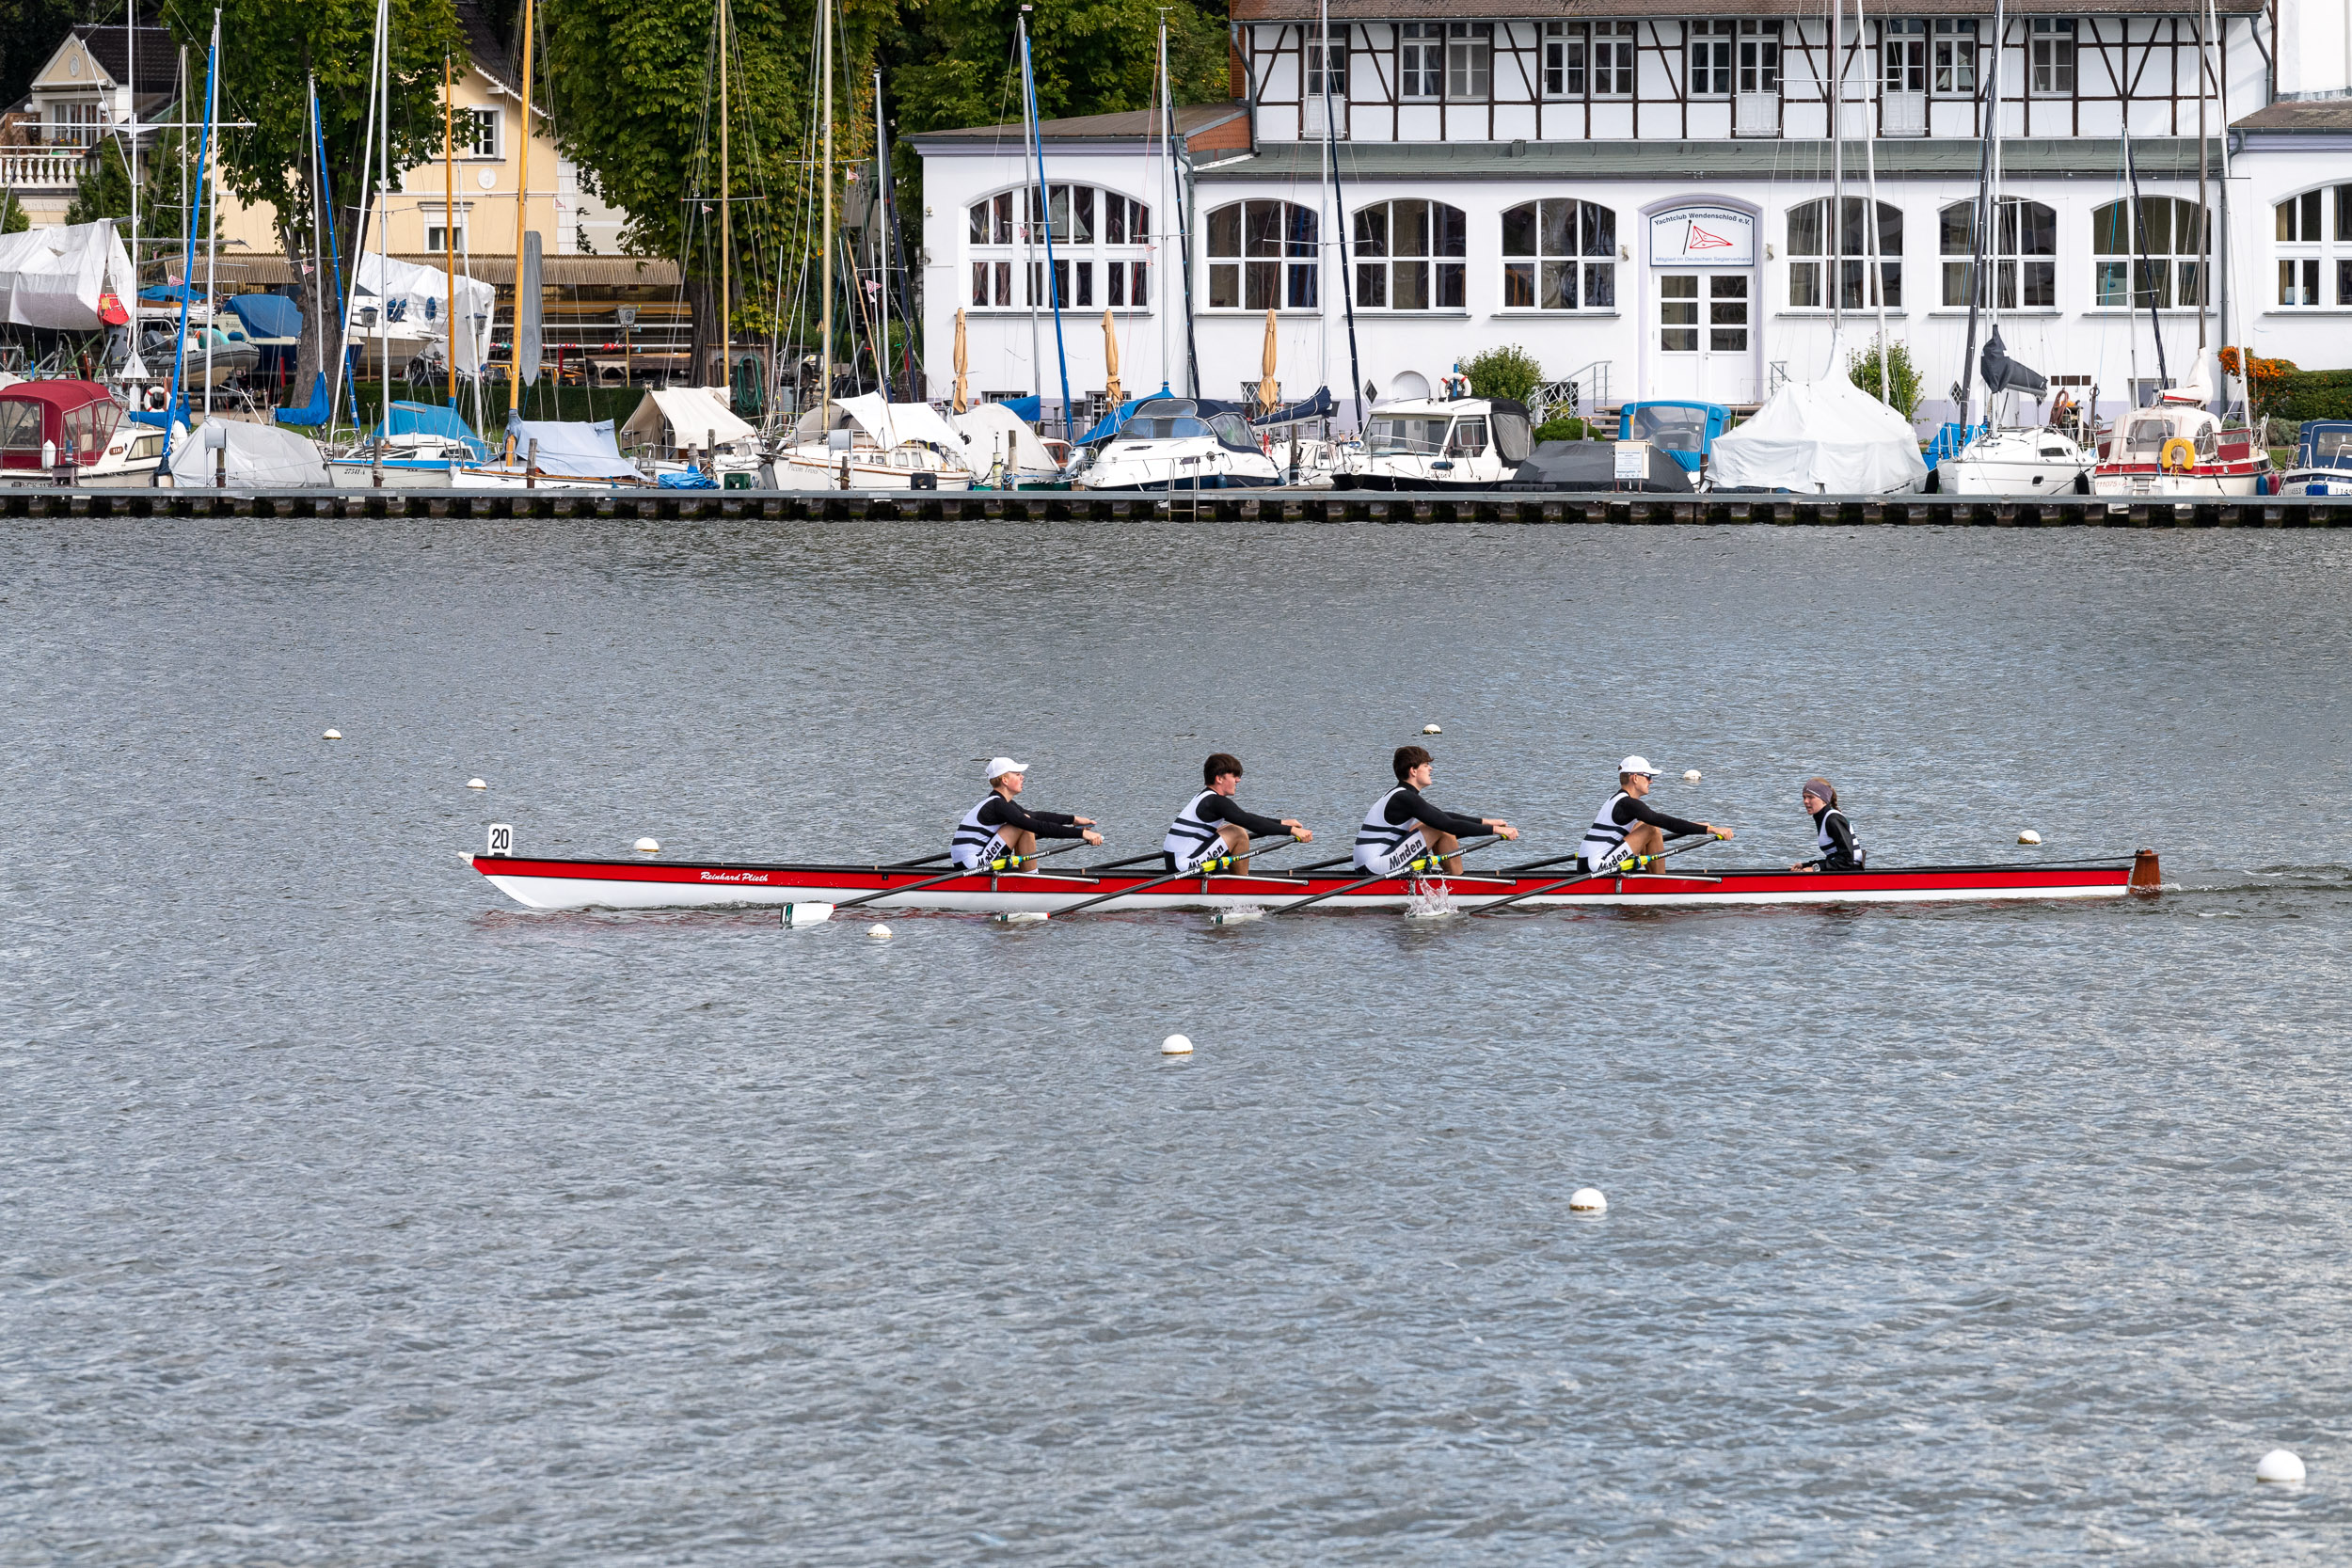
912, 0, 2351, 433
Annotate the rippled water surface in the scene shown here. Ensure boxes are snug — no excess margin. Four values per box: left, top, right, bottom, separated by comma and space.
7, 519, 2352, 1564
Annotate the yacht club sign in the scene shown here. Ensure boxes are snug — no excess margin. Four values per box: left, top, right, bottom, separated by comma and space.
1650, 206, 1756, 266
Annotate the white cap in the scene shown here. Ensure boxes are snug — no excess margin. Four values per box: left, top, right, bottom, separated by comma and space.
1619, 754, 1657, 776
985, 756, 1029, 779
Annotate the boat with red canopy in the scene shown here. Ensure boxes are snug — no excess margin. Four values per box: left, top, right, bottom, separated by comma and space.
0, 379, 165, 486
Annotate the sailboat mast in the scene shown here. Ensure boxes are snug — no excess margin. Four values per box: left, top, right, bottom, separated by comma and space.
1160, 15, 1200, 400
1956, 0, 1999, 434
819, 0, 833, 433
1856, 0, 1887, 404
1017, 12, 1073, 435
1828, 0, 1844, 353
444, 55, 458, 404
203, 7, 220, 420
720, 0, 731, 398
874, 69, 888, 402
375, 0, 391, 431
507, 0, 535, 421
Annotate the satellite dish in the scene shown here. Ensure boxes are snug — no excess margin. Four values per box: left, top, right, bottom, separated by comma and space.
1376, 370, 1432, 407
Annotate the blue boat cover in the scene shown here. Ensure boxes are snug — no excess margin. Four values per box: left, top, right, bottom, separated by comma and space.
227, 293, 302, 341
658, 466, 719, 489
1251, 387, 1334, 426
373, 400, 490, 457
276, 373, 333, 428
1074, 387, 1253, 445
993, 395, 1041, 421
139, 283, 199, 303
1924, 421, 1989, 470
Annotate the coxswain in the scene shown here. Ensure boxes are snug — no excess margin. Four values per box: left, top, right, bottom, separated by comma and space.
1354, 744, 1518, 877
1163, 752, 1312, 874
1576, 755, 1729, 872
950, 757, 1104, 871
1790, 776, 1864, 872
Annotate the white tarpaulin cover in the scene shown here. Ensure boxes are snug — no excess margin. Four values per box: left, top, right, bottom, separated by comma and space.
620, 387, 755, 449
803, 394, 970, 458
1707, 372, 1928, 495
953, 402, 1059, 476
167, 420, 330, 487
350, 253, 496, 372
0, 220, 136, 330
503, 416, 644, 479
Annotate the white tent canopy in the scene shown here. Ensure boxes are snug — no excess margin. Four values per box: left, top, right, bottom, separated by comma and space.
1707, 372, 1928, 495
0, 220, 136, 330
798, 394, 973, 465
167, 420, 330, 487
953, 402, 1059, 476
350, 253, 496, 372
619, 387, 755, 451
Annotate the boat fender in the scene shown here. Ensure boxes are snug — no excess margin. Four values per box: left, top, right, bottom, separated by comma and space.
2160, 436, 2197, 473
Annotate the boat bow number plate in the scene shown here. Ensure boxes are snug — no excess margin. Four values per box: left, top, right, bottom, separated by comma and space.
487, 823, 514, 857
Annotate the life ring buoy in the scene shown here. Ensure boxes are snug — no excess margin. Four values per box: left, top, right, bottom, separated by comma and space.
2159, 436, 2198, 473
145, 386, 168, 411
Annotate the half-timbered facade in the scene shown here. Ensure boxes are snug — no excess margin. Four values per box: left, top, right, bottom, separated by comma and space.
913, 0, 2351, 430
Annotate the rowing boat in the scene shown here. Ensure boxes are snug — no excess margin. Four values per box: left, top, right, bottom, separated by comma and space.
469, 846, 2163, 913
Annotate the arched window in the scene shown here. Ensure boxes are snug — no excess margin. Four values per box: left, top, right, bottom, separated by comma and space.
1206, 200, 1318, 310
1500, 199, 1615, 311
1938, 198, 2056, 308
2274, 184, 2352, 309
1353, 199, 1466, 310
1786, 198, 1901, 309
965, 184, 1152, 311
2091, 198, 2207, 309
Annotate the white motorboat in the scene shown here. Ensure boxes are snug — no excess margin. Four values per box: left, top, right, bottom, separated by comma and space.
0, 379, 166, 487
1071, 397, 1280, 491
1330, 394, 1532, 491
775, 393, 976, 491
2277, 420, 2352, 496
1936, 425, 2093, 495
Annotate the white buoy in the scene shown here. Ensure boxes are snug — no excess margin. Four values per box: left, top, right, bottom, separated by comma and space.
2256, 1449, 2306, 1484
2018, 830, 2042, 845
1161, 1033, 1194, 1054
866, 923, 892, 941
1683, 769, 1702, 783
634, 836, 660, 853
1568, 1187, 1608, 1213
1422, 723, 1442, 735
466, 778, 486, 790
322, 729, 342, 739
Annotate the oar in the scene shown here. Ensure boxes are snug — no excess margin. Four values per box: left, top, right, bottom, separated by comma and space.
1266, 836, 1502, 918
782, 841, 1096, 927
1050, 835, 1302, 919
1471, 833, 1726, 917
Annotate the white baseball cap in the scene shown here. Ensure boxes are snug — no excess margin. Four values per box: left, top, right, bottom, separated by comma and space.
986, 756, 1030, 779
1619, 754, 1658, 775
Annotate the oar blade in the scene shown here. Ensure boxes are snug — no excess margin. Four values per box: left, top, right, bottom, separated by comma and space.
781, 902, 836, 928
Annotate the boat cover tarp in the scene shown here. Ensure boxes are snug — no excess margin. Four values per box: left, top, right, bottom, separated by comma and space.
993, 395, 1041, 421
619, 387, 755, 449
955, 401, 1060, 474
806, 393, 969, 454
139, 283, 199, 304
0, 220, 138, 330
1708, 373, 1928, 494
1501, 439, 1695, 493
503, 414, 642, 479
167, 419, 330, 487
350, 253, 495, 372
226, 293, 302, 342
1075, 390, 1248, 445
1251, 387, 1335, 426
373, 400, 491, 459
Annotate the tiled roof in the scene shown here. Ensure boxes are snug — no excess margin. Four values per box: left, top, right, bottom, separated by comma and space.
453, 0, 518, 91
2230, 99, 2352, 134
67, 24, 180, 94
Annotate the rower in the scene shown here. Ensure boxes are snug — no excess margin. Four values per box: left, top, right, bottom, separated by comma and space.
950, 756, 1104, 871
1353, 744, 1518, 878
1576, 755, 1729, 872
1790, 776, 1864, 872
1163, 752, 1312, 875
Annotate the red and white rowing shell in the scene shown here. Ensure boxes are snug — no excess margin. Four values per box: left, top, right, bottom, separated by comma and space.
469, 850, 2162, 913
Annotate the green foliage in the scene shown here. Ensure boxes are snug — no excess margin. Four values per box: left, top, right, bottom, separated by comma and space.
1847, 334, 1923, 421
1461, 343, 1543, 406
0, 0, 103, 109
886, 0, 1229, 142
0, 190, 29, 234
2266, 369, 2352, 423
1533, 415, 1593, 442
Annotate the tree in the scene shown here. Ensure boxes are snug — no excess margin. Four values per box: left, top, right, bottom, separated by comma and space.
1461, 343, 1543, 406
1847, 334, 1922, 421
176, 0, 467, 409
0, 191, 30, 234
1, 0, 103, 111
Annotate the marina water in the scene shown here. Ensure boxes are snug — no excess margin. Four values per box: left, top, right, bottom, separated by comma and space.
7, 518, 2349, 1562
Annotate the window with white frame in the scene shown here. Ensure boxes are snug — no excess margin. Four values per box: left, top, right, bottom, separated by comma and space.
1933, 20, 1978, 93
49, 101, 102, 147
1883, 19, 1927, 92
422, 202, 471, 255
1541, 21, 1582, 96
1940, 198, 2056, 308
1447, 23, 1492, 100
2092, 197, 2206, 308
2274, 184, 2352, 308
1787, 198, 1903, 309
2029, 19, 2074, 95
1548, 21, 1636, 97
1400, 23, 1442, 100
1306, 24, 1347, 99
1592, 22, 1635, 95
966, 184, 1151, 311
1354, 199, 1467, 309
1206, 199, 1318, 309
460, 107, 500, 159
1737, 20, 1781, 93
1501, 198, 1616, 310
1689, 20, 1734, 96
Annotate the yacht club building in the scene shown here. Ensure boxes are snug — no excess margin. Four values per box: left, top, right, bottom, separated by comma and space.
912, 0, 2352, 431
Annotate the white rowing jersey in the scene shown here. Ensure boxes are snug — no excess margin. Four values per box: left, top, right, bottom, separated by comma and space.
1816, 807, 1864, 867
1577, 790, 1634, 868
1353, 786, 1428, 876
1163, 789, 1226, 870
950, 796, 1010, 870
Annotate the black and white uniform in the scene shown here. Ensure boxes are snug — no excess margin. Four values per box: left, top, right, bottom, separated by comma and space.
950, 794, 1086, 870
1162, 790, 1291, 871
1576, 790, 1711, 871
1353, 785, 1493, 876
1810, 804, 1863, 869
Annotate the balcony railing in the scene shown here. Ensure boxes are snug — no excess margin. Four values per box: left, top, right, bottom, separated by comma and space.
0, 150, 86, 190
1734, 92, 1781, 138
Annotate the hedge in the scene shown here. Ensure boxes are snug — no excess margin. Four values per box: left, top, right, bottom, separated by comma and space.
2266, 370, 2352, 424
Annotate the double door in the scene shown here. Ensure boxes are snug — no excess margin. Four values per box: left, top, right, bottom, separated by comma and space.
1653, 270, 1756, 404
